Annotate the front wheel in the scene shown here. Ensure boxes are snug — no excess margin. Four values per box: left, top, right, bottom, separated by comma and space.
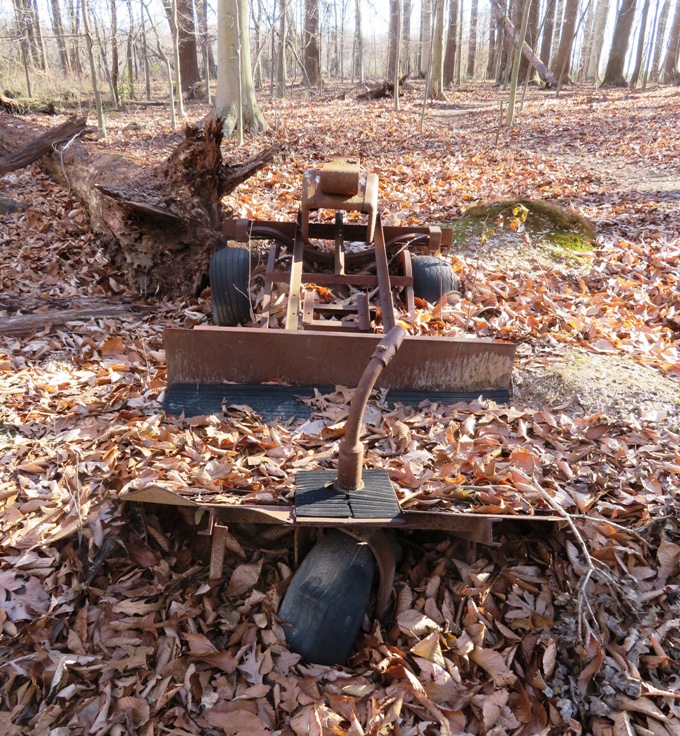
210, 245, 252, 326
411, 255, 462, 304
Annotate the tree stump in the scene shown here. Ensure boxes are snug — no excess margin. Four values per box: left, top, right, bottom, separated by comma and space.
0, 113, 277, 299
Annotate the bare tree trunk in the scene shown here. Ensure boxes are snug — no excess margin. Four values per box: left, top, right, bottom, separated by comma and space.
402, 0, 412, 73
394, 0, 403, 108
303, 0, 320, 87
28, 0, 47, 69
420, 0, 432, 76
586, 0, 609, 80
577, 0, 596, 80
277, 0, 288, 96
126, 0, 136, 98
140, 2, 152, 100
491, 0, 557, 84
177, 0, 201, 91
629, 0, 651, 86
216, 0, 268, 132
649, 0, 670, 81
82, 0, 106, 135
428, 0, 445, 97
388, 0, 399, 79
196, 0, 216, 79
507, 0, 531, 125
520, 0, 540, 79
109, 0, 120, 105
67, 0, 82, 74
354, 0, 364, 82
444, 0, 459, 85
49, 0, 71, 73
467, 0, 480, 78
662, 0, 680, 83
551, 0, 565, 64
539, 0, 555, 68
551, 0, 578, 83
487, 7, 498, 78
602, 0, 638, 85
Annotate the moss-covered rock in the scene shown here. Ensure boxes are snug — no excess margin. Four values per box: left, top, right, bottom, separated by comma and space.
449, 199, 596, 267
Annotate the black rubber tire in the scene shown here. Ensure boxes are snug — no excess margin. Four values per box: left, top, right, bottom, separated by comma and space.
210, 245, 251, 326
411, 255, 462, 304
278, 531, 376, 666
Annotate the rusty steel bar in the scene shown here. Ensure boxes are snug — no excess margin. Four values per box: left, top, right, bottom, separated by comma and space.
284, 224, 305, 330
223, 219, 455, 250
373, 215, 396, 332
265, 273, 413, 288
335, 325, 407, 492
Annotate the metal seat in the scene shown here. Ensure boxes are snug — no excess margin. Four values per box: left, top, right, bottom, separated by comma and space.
301, 158, 379, 243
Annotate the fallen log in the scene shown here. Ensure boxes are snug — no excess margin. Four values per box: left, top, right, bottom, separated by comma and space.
0, 115, 92, 176
490, 0, 557, 87
357, 74, 410, 101
0, 113, 278, 299
0, 92, 57, 115
0, 303, 154, 336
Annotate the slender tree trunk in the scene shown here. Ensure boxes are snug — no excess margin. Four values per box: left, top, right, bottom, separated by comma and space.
649, 0, 670, 81
402, 0, 412, 73
82, 0, 105, 135
394, 0, 403, 108
444, 0, 459, 85
304, 0, 320, 87
586, 0, 609, 80
539, 0, 556, 68
277, 0, 288, 96
388, 0, 399, 79
67, 0, 82, 74
428, 0, 446, 96
491, 0, 557, 83
29, 0, 47, 70
519, 0, 540, 79
551, 0, 578, 83
49, 0, 71, 73
126, 0, 136, 98
456, 0, 464, 83
629, 0, 651, 86
487, 8, 498, 78
216, 0, 268, 133
140, 2, 152, 100
253, 0, 262, 88
354, 0, 364, 82
602, 0, 638, 85
662, 0, 680, 83
551, 0, 565, 63
110, 0, 120, 105
507, 0, 532, 124
577, 0, 596, 80
420, 0, 432, 76
467, 0, 480, 77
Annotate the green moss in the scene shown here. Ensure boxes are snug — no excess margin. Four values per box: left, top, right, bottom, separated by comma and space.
450, 199, 597, 252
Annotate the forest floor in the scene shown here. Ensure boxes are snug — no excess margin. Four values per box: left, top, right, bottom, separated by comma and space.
0, 82, 679, 736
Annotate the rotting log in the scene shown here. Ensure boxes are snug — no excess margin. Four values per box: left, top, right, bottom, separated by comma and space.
0, 116, 92, 176
0, 303, 154, 336
0, 113, 278, 299
490, 0, 557, 87
357, 74, 410, 100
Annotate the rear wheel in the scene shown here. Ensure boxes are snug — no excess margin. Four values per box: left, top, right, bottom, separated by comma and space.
411, 255, 461, 304
210, 245, 251, 326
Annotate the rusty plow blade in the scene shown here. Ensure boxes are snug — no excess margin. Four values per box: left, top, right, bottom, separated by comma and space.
162, 326, 515, 419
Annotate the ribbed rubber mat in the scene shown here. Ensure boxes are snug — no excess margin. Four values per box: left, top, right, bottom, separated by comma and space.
164, 383, 509, 421
295, 469, 403, 521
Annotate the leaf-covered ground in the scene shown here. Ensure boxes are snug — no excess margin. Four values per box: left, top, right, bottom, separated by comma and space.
1, 83, 679, 735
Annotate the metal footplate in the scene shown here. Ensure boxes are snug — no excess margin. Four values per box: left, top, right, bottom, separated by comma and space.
295, 469, 404, 522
